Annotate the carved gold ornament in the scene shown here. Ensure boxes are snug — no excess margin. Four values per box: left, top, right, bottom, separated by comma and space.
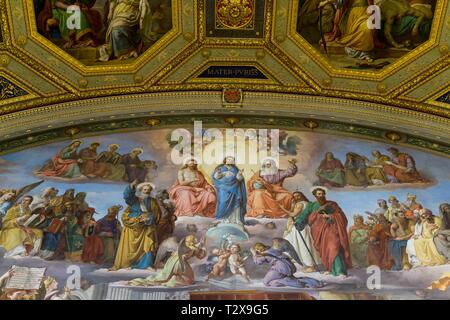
216, 0, 254, 29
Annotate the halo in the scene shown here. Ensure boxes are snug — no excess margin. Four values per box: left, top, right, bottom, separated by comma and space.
132, 147, 144, 154
109, 144, 119, 149
183, 156, 201, 166
260, 156, 279, 168
71, 140, 82, 145
90, 141, 101, 146
224, 154, 236, 161
310, 186, 328, 194
137, 182, 155, 190
42, 187, 57, 195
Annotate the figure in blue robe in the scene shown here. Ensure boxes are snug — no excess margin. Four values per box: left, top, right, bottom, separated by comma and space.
212, 157, 247, 225
0, 198, 13, 229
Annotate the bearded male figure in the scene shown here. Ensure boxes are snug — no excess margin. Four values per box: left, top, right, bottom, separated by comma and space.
247, 158, 298, 219
111, 180, 161, 270
169, 158, 216, 217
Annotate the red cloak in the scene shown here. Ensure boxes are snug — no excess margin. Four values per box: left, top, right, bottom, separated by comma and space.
307, 201, 353, 271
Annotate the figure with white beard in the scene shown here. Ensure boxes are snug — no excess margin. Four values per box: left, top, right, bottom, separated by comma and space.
247, 158, 298, 218
110, 180, 161, 271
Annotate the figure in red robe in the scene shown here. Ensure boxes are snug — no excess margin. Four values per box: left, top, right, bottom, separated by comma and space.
79, 142, 107, 178
383, 147, 425, 183
38, 140, 83, 178
367, 214, 393, 269
169, 158, 216, 217
81, 208, 104, 264
295, 187, 352, 276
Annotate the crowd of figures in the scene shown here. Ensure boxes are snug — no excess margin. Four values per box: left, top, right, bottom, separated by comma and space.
316, 148, 427, 188
34, 0, 172, 61
0, 154, 448, 296
0, 185, 176, 264
36, 141, 158, 182
348, 197, 450, 270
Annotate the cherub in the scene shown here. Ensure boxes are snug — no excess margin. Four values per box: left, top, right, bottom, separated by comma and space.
228, 244, 251, 283
205, 248, 231, 281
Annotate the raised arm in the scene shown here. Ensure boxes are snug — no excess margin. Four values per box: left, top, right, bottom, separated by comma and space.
279, 161, 298, 180
123, 182, 137, 206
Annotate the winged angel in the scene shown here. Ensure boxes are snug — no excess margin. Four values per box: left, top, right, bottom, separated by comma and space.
99, 0, 159, 61
129, 235, 207, 287
251, 238, 326, 288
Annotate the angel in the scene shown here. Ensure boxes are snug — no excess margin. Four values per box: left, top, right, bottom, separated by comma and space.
205, 247, 231, 281
228, 244, 251, 282
99, 0, 158, 61
278, 132, 301, 156
205, 236, 250, 282
251, 238, 325, 288
129, 234, 207, 287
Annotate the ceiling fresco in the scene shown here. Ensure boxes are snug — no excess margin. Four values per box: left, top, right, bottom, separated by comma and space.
0, 0, 446, 115
33, 0, 173, 65
296, 0, 442, 69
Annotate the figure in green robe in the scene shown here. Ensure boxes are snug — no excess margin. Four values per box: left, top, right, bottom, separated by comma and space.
316, 152, 346, 188
50, 0, 101, 49
63, 202, 84, 261
348, 215, 369, 268
129, 235, 206, 287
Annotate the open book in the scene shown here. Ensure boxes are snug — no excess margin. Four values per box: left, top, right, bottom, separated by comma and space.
5, 266, 46, 290
23, 214, 43, 228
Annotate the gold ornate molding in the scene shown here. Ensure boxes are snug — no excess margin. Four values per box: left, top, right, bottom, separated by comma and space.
0, 0, 447, 123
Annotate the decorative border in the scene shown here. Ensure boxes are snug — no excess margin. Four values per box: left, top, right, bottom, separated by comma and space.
0, 91, 448, 158
0, 113, 448, 157
0, 0, 447, 126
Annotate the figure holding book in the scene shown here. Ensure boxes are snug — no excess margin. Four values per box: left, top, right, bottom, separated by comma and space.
295, 187, 352, 277
111, 180, 161, 270
39, 207, 66, 260
0, 266, 46, 300
0, 196, 44, 257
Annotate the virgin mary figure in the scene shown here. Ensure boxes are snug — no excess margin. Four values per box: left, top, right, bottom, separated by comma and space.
212, 156, 247, 225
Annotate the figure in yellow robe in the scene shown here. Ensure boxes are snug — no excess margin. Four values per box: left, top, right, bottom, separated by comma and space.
407, 211, 445, 267
413, 216, 446, 266
321, 0, 375, 62
0, 197, 43, 257
365, 151, 391, 184
110, 182, 161, 270
129, 235, 207, 287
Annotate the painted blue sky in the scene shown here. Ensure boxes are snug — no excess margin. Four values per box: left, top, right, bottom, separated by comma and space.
0, 129, 448, 222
